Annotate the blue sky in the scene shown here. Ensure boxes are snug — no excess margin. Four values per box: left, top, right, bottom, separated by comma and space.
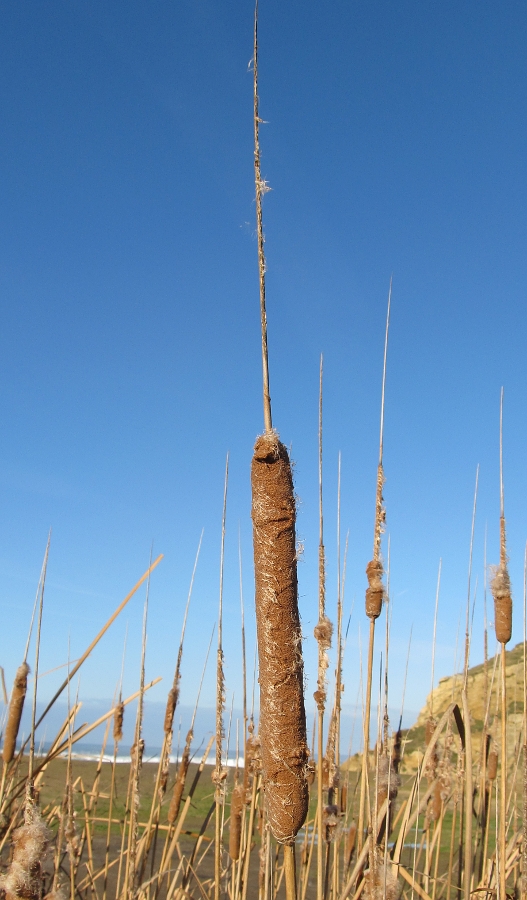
1, 1, 526, 748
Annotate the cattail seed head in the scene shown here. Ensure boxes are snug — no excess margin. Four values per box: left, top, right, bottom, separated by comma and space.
0, 803, 50, 900
251, 432, 309, 844
431, 780, 442, 822
488, 742, 498, 781
345, 820, 357, 868
376, 754, 400, 811
491, 565, 512, 644
113, 702, 124, 744
365, 559, 384, 620
163, 686, 178, 735
168, 737, 191, 825
228, 784, 245, 861
3, 663, 30, 765
323, 804, 340, 842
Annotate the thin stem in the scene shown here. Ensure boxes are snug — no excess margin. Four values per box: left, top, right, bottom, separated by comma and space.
253, 1, 272, 432
430, 559, 442, 717
29, 534, 50, 782
215, 454, 229, 900
464, 465, 479, 687
378, 277, 392, 468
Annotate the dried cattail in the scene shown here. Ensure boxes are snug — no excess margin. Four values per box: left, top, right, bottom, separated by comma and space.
431, 780, 442, 822
306, 757, 316, 786
488, 742, 498, 781
163, 686, 178, 735
340, 783, 348, 813
323, 804, 340, 842
364, 849, 400, 900
251, 431, 309, 844
491, 564, 512, 644
168, 738, 191, 825
313, 615, 333, 710
44, 887, 68, 900
424, 716, 439, 780
376, 754, 400, 810
345, 820, 357, 868
365, 559, 384, 620
323, 710, 339, 792
228, 784, 245, 861
0, 803, 50, 900
113, 701, 124, 744
2, 663, 30, 765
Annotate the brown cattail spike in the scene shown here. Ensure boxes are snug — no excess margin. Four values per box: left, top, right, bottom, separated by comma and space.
168, 734, 192, 825
3, 663, 30, 765
113, 702, 124, 744
491, 549, 512, 645
488, 742, 498, 781
345, 820, 357, 868
365, 559, 384, 620
251, 431, 308, 844
163, 686, 178, 735
229, 784, 245, 861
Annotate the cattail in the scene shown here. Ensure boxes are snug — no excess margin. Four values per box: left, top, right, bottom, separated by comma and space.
376, 753, 400, 811
488, 742, 498, 781
251, 431, 309, 845
491, 563, 512, 644
365, 559, 384, 620
244, 729, 261, 802
229, 784, 245, 861
3, 663, 30, 765
364, 849, 399, 900
313, 615, 333, 710
163, 686, 178, 735
424, 715, 439, 781
323, 709, 339, 791
168, 737, 191, 825
113, 701, 124, 744
345, 820, 357, 868
340, 782, 348, 813
323, 804, 340, 842
431, 780, 442, 822
0, 802, 50, 900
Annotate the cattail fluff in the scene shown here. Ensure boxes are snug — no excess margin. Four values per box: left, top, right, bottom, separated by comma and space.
251, 431, 309, 844
3, 663, 30, 765
0, 803, 50, 900
229, 784, 244, 861
113, 702, 124, 744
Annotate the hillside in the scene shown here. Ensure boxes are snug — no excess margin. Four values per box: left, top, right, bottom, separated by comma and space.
397, 641, 526, 770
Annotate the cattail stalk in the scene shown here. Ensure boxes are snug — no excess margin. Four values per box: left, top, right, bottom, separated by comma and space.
313, 355, 332, 900
124, 580, 149, 900
490, 390, 512, 900
523, 541, 527, 897
213, 456, 228, 900
358, 280, 391, 858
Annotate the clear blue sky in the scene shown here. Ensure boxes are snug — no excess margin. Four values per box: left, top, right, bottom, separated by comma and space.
1, 1, 526, 745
